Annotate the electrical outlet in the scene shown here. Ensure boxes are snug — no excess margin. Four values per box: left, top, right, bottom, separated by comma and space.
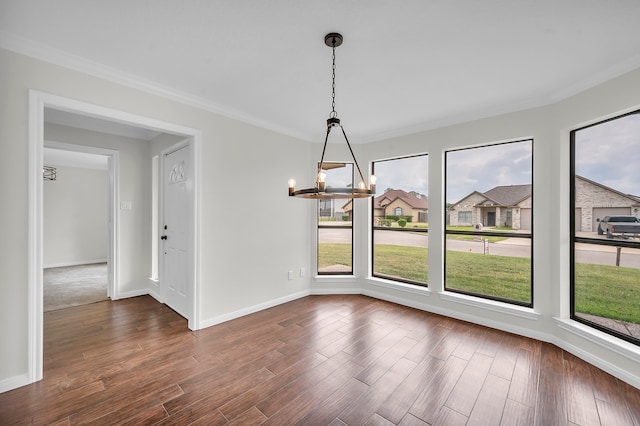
300, 267, 305, 277
287, 270, 293, 280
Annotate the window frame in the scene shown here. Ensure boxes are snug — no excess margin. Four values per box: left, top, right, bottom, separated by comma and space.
317, 162, 354, 276
444, 139, 534, 307
570, 109, 640, 346
370, 154, 429, 287
457, 210, 472, 223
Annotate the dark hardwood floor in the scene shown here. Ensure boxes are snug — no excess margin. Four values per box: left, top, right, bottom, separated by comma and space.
1, 295, 639, 425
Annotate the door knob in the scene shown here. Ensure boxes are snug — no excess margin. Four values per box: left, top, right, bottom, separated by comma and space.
161, 235, 167, 240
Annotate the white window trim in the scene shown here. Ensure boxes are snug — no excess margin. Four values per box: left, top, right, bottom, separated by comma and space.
439, 291, 540, 321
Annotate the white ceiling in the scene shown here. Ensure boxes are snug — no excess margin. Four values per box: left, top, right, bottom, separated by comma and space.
2, 0, 640, 143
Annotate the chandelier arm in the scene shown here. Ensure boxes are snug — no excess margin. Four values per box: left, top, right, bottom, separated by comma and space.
339, 125, 369, 188
316, 124, 333, 185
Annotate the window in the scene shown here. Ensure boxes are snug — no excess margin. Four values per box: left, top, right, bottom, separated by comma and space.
458, 211, 472, 223
571, 110, 640, 345
317, 163, 353, 275
445, 140, 533, 306
372, 154, 428, 285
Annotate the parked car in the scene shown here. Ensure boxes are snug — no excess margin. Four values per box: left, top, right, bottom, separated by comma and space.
596, 215, 640, 239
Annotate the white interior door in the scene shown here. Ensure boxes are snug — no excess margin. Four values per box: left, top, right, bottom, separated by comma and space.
162, 144, 191, 318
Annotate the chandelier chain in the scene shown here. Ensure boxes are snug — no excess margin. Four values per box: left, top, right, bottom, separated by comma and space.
330, 41, 337, 118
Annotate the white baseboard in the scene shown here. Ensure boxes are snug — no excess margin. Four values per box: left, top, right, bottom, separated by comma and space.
44, 259, 108, 269
198, 290, 311, 329
147, 288, 161, 303
113, 288, 149, 300
311, 287, 361, 295
0, 373, 30, 394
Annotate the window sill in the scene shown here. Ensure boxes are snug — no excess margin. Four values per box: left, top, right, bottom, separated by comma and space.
366, 277, 432, 296
438, 291, 540, 321
554, 317, 640, 362
314, 275, 359, 283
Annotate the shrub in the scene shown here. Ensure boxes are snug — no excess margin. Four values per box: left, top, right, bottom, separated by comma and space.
403, 215, 413, 223
342, 215, 350, 221
385, 215, 400, 221
379, 219, 392, 227
398, 219, 407, 228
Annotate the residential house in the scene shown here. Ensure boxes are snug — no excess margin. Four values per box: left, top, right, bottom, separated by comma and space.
575, 175, 640, 232
342, 189, 428, 222
449, 177, 640, 232
449, 184, 532, 230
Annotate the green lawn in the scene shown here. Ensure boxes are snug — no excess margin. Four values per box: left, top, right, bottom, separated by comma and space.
373, 245, 428, 283
574, 263, 640, 324
319, 243, 640, 324
318, 243, 352, 268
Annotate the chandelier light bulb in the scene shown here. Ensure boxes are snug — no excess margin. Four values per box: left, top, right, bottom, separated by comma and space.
288, 178, 296, 196
369, 175, 377, 193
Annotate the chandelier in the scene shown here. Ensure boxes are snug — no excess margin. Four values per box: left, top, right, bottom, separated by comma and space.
288, 33, 376, 199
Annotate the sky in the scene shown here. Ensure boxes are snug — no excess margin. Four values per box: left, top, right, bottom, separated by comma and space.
373, 155, 429, 196
574, 112, 640, 197
445, 141, 532, 203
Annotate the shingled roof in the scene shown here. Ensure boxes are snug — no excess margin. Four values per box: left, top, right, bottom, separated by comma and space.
374, 189, 428, 209
481, 184, 532, 206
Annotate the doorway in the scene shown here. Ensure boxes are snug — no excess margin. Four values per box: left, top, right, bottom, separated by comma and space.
43, 144, 115, 311
487, 211, 496, 227
28, 90, 201, 386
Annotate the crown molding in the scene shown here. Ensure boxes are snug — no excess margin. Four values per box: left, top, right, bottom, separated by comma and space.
3, 30, 640, 146
0, 31, 311, 142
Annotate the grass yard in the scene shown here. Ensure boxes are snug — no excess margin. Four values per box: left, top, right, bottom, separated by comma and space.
373, 245, 428, 283
318, 243, 352, 269
574, 263, 640, 324
445, 250, 531, 303
319, 243, 640, 325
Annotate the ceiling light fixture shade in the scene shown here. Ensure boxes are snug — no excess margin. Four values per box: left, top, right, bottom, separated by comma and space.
288, 33, 375, 199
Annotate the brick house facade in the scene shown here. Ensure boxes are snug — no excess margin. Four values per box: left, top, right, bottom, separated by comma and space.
449, 176, 639, 232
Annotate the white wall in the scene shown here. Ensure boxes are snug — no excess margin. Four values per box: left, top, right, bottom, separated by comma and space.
43, 165, 108, 267
0, 47, 312, 388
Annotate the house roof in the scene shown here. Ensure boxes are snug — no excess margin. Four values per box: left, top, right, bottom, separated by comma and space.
451, 184, 532, 208
374, 189, 428, 210
482, 184, 532, 206
453, 176, 640, 209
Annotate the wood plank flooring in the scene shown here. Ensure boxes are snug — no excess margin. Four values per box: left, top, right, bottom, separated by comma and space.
1, 295, 639, 425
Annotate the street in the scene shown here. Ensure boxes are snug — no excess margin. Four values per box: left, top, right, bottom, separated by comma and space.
319, 229, 640, 269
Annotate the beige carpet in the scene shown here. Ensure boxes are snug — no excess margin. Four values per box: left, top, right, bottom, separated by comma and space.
44, 263, 109, 312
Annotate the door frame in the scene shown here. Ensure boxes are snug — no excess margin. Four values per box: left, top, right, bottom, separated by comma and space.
43, 141, 119, 300
28, 90, 202, 385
